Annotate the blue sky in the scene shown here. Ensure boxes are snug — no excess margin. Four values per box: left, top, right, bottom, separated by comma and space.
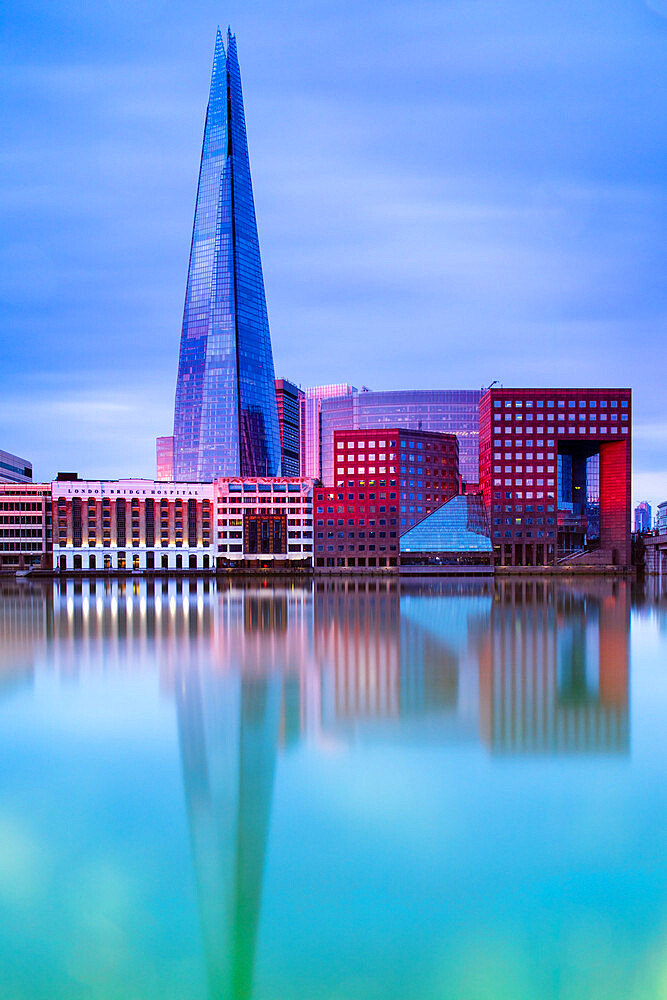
1, 0, 666, 509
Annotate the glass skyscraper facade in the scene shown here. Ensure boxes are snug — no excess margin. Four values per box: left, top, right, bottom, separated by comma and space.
173, 28, 281, 481
299, 384, 357, 480
275, 378, 304, 477
634, 501, 652, 534
0, 448, 32, 484
319, 389, 482, 487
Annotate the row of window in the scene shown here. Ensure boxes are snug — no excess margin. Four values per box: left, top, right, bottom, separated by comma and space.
494, 517, 555, 526
493, 530, 551, 539
0, 502, 43, 511
492, 399, 628, 409
492, 448, 554, 457
0, 529, 43, 539
217, 544, 312, 553
317, 531, 397, 540
336, 437, 456, 450
493, 416, 628, 427
223, 483, 305, 494
218, 497, 310, 506
0, 542, 42, 551
493, 503, 555, 512
333, 480, 399, 489
316, 544, 396, 553
317, 519, 397, 527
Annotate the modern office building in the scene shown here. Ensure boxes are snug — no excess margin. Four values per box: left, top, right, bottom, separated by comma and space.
172, 28, 280, 481
52, 480, 215, 571
275, 378, 304, 476
314, 427, 459, 569
215, 478, 314, 568
657, 501, 667, 535
299, 384, 357, 480
479, 388, 631, 568
156, 436, 174, 481
0, 483, 52, 570
0, 448, 32, 484
634, 500, 651, 534
318, 389, 482, 488
645, 502, 667, 574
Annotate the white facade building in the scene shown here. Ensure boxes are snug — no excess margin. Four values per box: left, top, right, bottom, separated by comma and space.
50, 477, 315, 572
51, 480, 214, 572
216, 478, 314, 566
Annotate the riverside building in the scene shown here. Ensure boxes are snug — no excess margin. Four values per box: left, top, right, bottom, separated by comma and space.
314, 428, 459, 569
52, 480, 215, 572
479, 387, 631, 568
50, 478, 315, 572
0, 482, 52, 570
215, 478, 314, 569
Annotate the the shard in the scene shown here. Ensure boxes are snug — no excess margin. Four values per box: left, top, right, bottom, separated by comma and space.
173, 28, 281, 480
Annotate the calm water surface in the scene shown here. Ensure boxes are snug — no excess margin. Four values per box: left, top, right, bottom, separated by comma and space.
1, 576, 666, 1000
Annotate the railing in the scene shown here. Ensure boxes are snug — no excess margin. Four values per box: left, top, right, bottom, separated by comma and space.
556, 546, 591, 564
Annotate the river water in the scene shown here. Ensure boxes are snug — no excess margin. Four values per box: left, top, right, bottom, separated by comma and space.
0, 576, 665, 1000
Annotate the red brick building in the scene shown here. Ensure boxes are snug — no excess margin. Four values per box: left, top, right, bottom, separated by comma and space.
314, 427, 459, 569
479, 388, 631, 568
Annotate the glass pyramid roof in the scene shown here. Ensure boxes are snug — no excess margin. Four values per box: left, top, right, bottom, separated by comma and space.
400, 495, 493, 553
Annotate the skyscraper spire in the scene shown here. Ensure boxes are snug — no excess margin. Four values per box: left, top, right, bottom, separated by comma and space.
173, 29, 281, 481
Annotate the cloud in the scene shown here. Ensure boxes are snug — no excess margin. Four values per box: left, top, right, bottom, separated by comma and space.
645, 1, 667, 18
0, 383, 172, 481
1, 0, 667, 489
633, 423, 667, 443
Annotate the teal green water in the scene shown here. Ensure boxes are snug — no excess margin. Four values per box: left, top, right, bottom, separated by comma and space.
0, 577, 666, 1000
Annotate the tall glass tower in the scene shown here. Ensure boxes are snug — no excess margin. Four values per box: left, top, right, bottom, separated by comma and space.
173, 28, 281, 481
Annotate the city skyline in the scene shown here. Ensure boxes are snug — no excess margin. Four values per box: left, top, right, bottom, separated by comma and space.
2, 2, 667, 509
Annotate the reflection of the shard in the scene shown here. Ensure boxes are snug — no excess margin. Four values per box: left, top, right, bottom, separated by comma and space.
170, 583, 320, 1000
176, 664, 281, 1000
0, 573, 638, 998
479, 579, 630, 755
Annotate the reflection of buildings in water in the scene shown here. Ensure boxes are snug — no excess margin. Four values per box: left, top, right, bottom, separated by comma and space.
637, 575, 667, 628
175, 664, 282, 1000
1, 577, 634, 761
42, 579, 316, 709
0, 575, 635, 1000
41, 578, 316, 1000
313, 580, 492, 742
0, 580, 52, 692
400, 584, 495, 738
314, 580, 401, 724
479, 580, 630, 754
